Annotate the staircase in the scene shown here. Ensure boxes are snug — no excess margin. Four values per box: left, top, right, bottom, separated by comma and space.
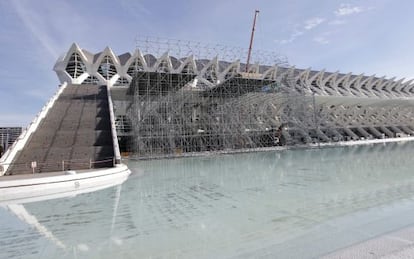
6, 84, 115, 175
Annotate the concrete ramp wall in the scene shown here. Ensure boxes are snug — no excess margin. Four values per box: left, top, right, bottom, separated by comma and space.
6, 84, 115, 175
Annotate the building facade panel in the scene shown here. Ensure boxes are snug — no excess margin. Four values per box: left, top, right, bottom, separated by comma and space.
0, 127, 22, 155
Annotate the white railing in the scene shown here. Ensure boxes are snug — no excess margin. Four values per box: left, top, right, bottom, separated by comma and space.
106, 83, 122, 164
0, 156, 116, 175
0, 82, 68, 176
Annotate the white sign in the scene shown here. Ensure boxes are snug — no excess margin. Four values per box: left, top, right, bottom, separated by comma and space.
31, 161, 37, 168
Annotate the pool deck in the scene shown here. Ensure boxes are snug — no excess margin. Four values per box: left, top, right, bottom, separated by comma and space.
323, 225, 414, 258
0, 164, 130, 204
131, 136, 414, 160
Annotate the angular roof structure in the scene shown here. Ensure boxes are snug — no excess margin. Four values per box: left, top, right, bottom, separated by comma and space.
54, 43, 414, 99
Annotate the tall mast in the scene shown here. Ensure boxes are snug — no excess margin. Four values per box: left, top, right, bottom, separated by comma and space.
246, 10, 260, 72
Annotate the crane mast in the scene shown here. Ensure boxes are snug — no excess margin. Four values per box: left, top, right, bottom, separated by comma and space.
246, 10, 260, 72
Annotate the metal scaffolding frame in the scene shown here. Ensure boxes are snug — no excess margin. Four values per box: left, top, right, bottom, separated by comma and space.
127, 67, 335, 158
126, 49, 414, 159
53, 40, 414, 159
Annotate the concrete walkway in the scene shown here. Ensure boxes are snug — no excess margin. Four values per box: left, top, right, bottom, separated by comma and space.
323, 226, 414, 258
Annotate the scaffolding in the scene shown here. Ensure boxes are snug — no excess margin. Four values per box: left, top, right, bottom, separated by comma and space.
127, 66, 414, 159
127, 66, 331, 158
51, 41, 414, 159
123, 39, 414, 159
134, 36, 289, 68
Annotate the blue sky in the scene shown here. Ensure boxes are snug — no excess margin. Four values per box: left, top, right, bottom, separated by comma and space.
1, 0, 413, 126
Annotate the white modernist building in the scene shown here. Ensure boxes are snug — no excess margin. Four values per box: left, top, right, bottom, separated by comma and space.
54, 43, 414, 156
54, 43, 414, 98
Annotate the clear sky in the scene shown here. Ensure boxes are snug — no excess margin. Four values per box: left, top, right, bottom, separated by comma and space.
1, 0, 413, 127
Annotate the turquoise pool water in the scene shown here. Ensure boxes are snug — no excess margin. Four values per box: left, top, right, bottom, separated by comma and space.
2, 142, 414, 258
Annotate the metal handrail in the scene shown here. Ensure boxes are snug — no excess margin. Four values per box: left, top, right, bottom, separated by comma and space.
1, 156, 118, 175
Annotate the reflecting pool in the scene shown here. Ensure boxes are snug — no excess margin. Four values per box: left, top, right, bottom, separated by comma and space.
2, 142, 414, 258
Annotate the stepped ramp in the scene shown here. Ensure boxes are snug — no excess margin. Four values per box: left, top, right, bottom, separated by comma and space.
6, 84, 115, 175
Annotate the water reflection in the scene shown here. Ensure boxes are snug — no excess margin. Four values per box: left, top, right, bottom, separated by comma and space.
2, 142, 414, 258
